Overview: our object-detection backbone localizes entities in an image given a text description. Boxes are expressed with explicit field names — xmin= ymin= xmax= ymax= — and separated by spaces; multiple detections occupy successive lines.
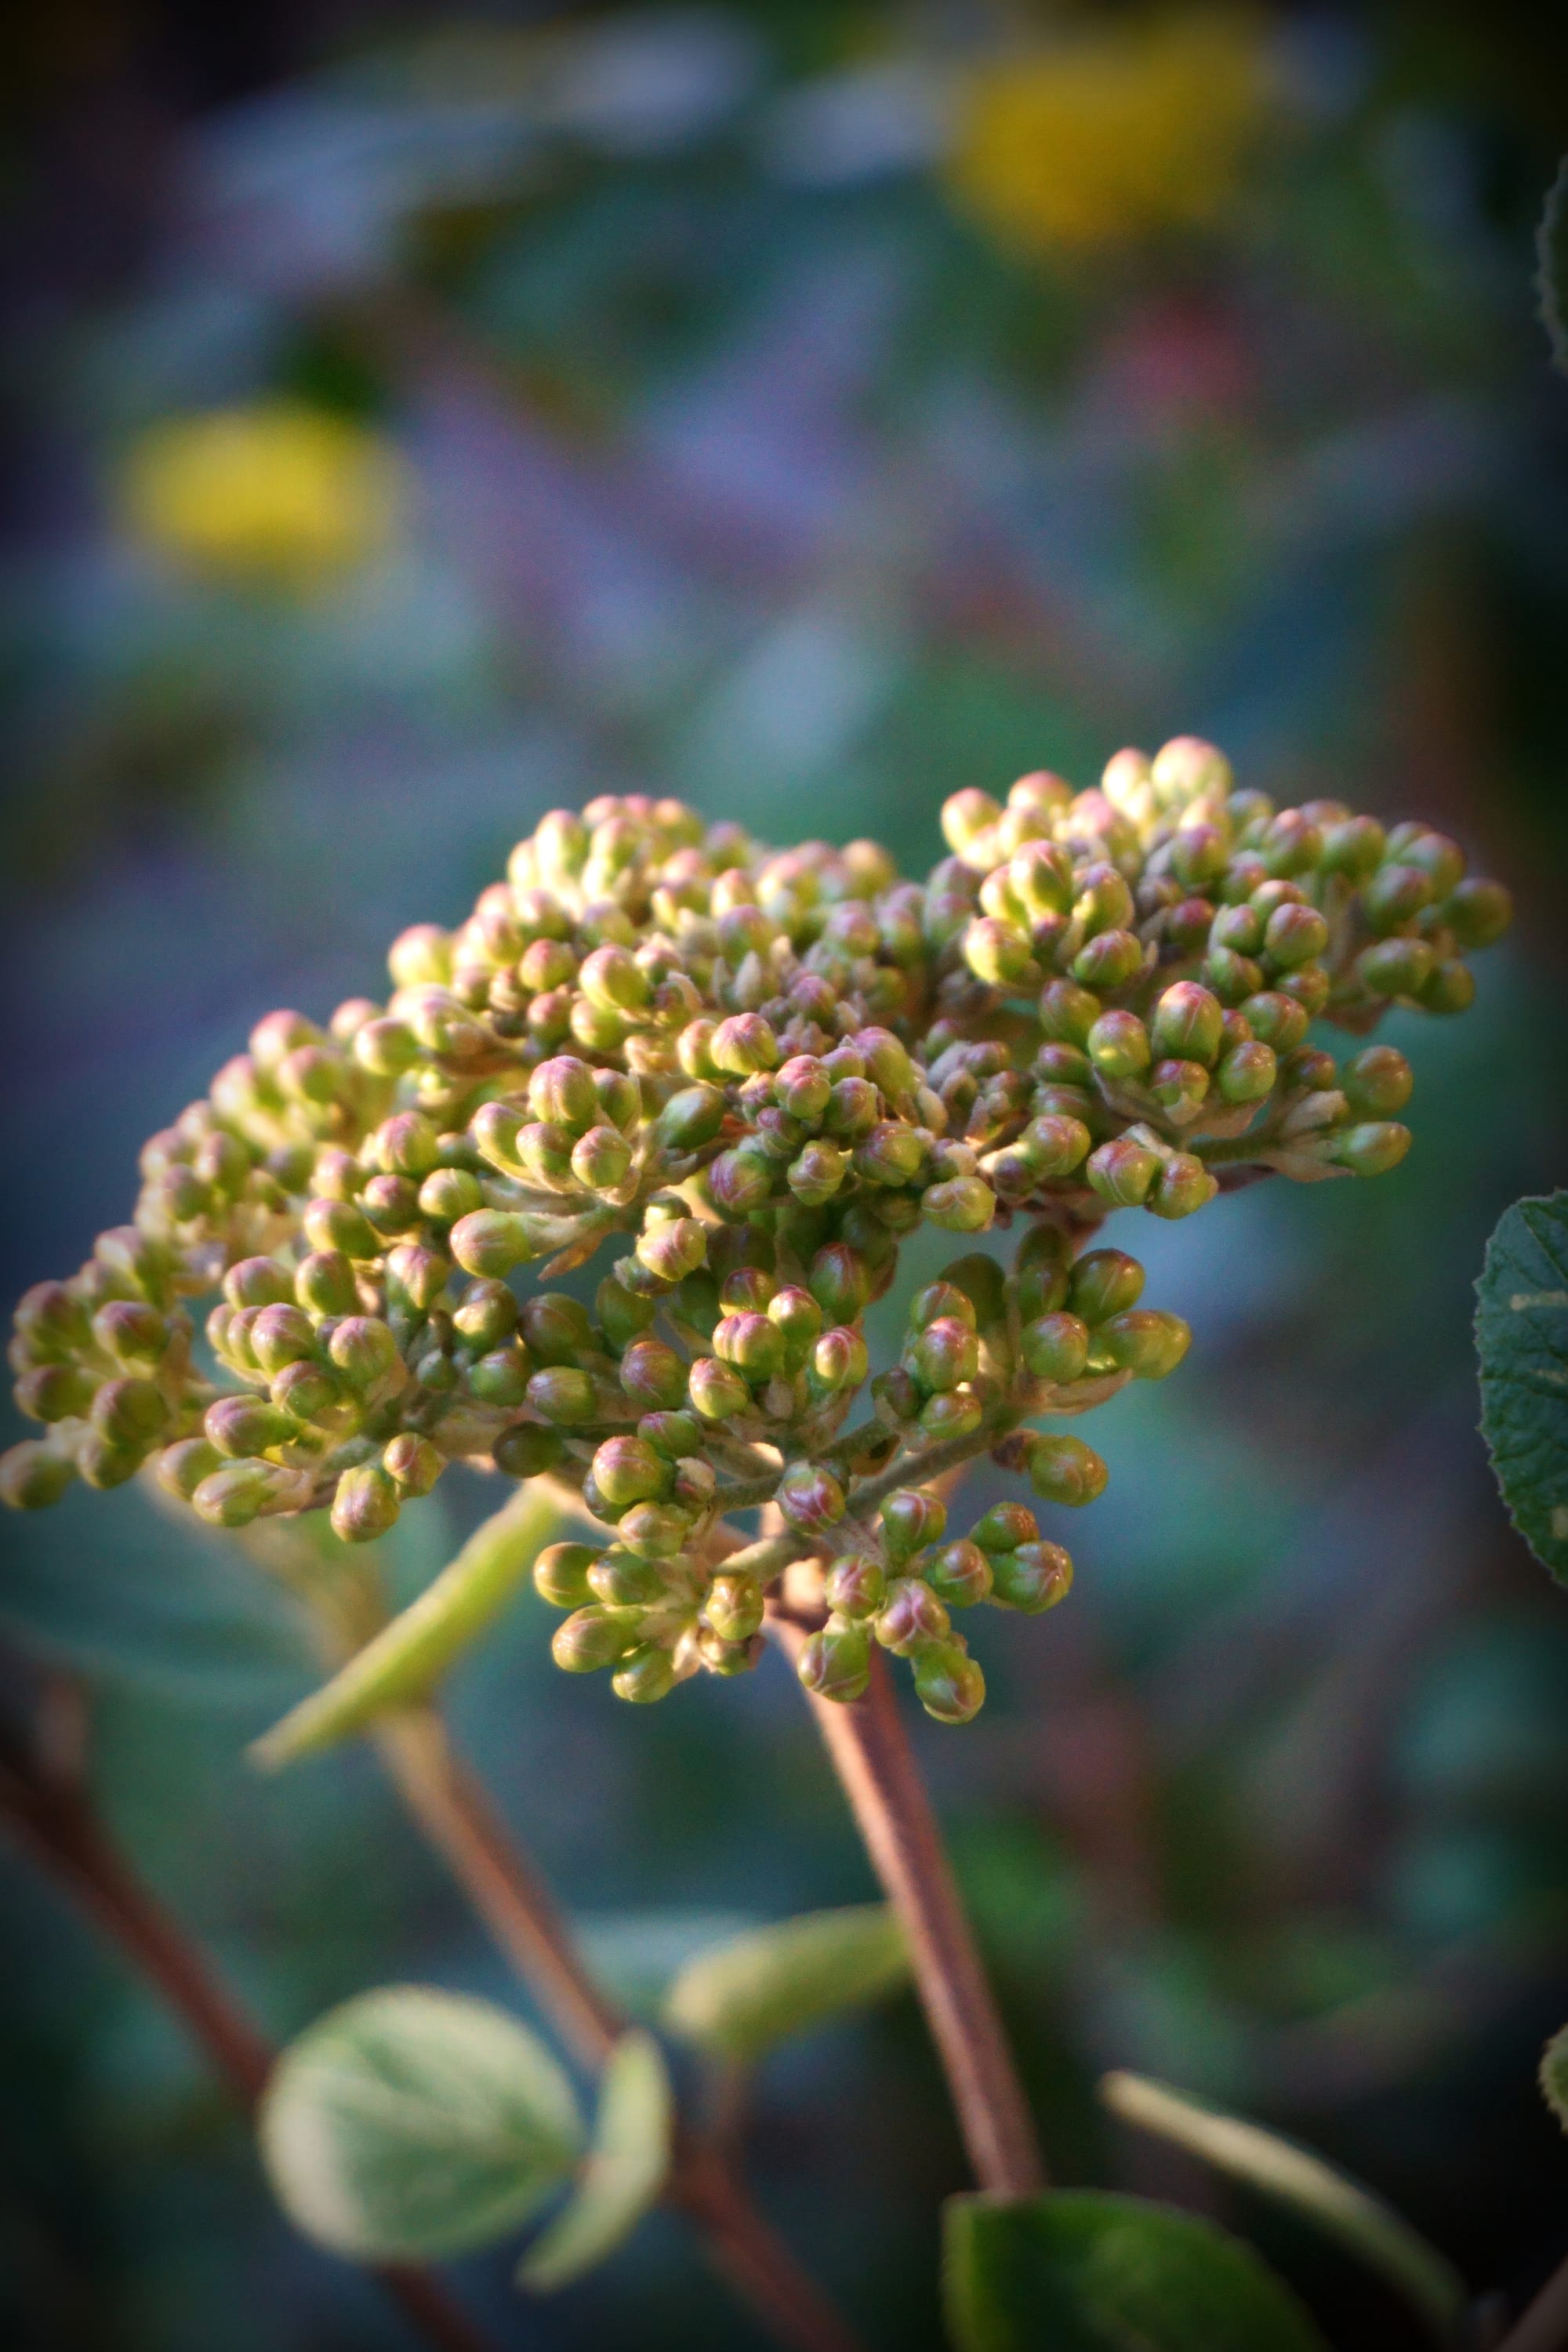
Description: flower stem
xmin=0 ymin=1674 xmax=497 ymax=2352
xmin=772 ymin=1626 xmax=1045 ymax=2198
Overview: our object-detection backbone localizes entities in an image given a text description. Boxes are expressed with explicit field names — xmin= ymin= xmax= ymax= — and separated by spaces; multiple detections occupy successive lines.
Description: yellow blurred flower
xmin=946 ymin=11 xmax=1271 ymax=256
xmin=119 ymin=403 xmax=408 ymax=587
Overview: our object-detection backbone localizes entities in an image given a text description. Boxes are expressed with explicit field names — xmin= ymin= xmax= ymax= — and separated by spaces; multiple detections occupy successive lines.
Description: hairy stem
xmin=372 ymin=1708 xmax=862 ymax=2352
xmin=771 ymin=1621 xmax=1045 ymax=2199
xmin=0 ymin=1694 xmax=497 ymax=2352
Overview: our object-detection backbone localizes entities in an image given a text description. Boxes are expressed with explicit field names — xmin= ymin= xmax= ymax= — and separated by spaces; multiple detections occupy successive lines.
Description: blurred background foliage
xmin=1 ymin=3 xmax=1566 ymax=2347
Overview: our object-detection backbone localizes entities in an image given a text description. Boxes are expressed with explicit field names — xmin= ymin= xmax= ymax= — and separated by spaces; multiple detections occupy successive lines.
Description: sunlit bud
xmin=612 ymin=1646 xmax=677 ymax=1705
xmin=1087 ymin=1011 xmax=1151 ymax=1081
xmin=586 ymin=1547 xmax=668 ymax=1608
xmin=526 ymin=1367 xmax=597 ymax=1425
xmin=1327 ymin=1121 xmax=1412 ymax=1177
xmin=942 ymin=787 xmax=1003 ymax=858
xmin=704 ymin=1571 xmax=764 ymax=1644
xmin=1443 ymin=877 xmax=1511 ymax=949
xmin=1072 ymin=928 xmax=1142 ymax=992
xmin=778 ymin=1461 xmax=847 ymax=1534
xmin=1086 ymin=1137 xmax=1160 ymax=1207
xmin=155 ymin=1437 xmax=223 ymax=1502
xmin=14 ymin=1282 xmax=92 ymax=1361
xmin=303 ymin=1197 xmax=379 ymax=1259
xmin=464 ymin=1346 xmax=531 ymax=1409
xmin=327 ymin=1316 xmax=401 ymax=1390
xmin=608 ymin=1340 xmax=680 ymax=1414
xmin=535 ymin=1543 xmax=599 ymax=1609
xmin=1150 ymin=1153 xmax=1217 ymax=1219
xmin=415 ymin=1168 xmax=482 ymax=1226
xmin=804 ymin=1327 xmax=864 ymax=1399
xmin=1149 ymin=1059 xmax=1210 ymax=1119
xmin=361 ymin=1175 xmax=421 ymax=1236
xmin=710 ymin=1014 xmax=780 ymax=1076
xmin=616 ymin=1502 xmax=688 ymax=1559
xmin=591 ymin=1436 xmax=673 ymax=1511
xmin=1152 ymin=982 xmax=1225 ymax=1066
xmin=925 ymin=1541 xmax=993 ymax=1607
xmin=1069 ymin=1249 xmax=1145 ymax=1325
xmin=565 ymin=1126 xmax=630 ymax=1195
xmin=223 ymin=1258 xmax=293 ymax=1311
xmin=1341 ymin=1045 xmax=1413 ymax=1117
xmin=1021 ymin=1312 xmax=1090 ymax=1385
xmin=597 ymin=1274 xmax=656 ymax=1350
xmin=385 ymin=1245 xmax=451 ymax=1312
xmin=1283 ymin=1047 xmax=1338 ymax=1092
xmin=913 ymin=1642 xmax=985 ymax=1725
xmin=329 ymin=1463 xmax=401 ymax=1543
xmin=851 ymin=1122 xmax=924 ymax=1190
xmin=912 ymin=1280 xmax=977 ymax=1332
xmin=1357 ymin=937 xmax=1435 ymax=999
xmin=554 ymin=1606 xmax=633 ymax=1674
xmin=91 ymin=1299 xmax=168 ymax=1373
xmin=205 ymin=1395 xmax=293 ymax=1457
xmin=352 ymin=1018 xmax=419 ymax=1077
xmin=991 ymin=1541 xmax=1073 ymax=1613
xmin=1029 ymin=1435 xmax=1109 ymax=1507
xmin=908 ymin=1317 xmax=980 ymax=1393
xmin=1261 ymin=902 xmax=1327 ymax=969
xmin=655 ymin=1084 xmax=726 ymax=1153
xmin=970 ymin=1502 xmax=1038 ymax=1555
xmin=1238 ymin=992 xmax=1308 ymax=1054
xmin=388 ymin=924 xmax=453 ymax=989
xmin=286 ymin=1251 xmax=354 ymax=1320
xmin=1363 ymin=863 xmax=1434 ymax=935
xmin=689 ymin=1356 xmax=750 ymax=1421
xmin=708 ymin=1147 xmax=775 ymax=1218
xmin=248 ymin=1304 xmax=316 ymax=1376
xmin=1009 ymin=838 xmax=1075 ymax=919
xmin=802 ymin=1245 xmax=863 ymax=1324
xmin=493 ymin=1422 xmax=565 ymax=1479
xmin=191 ymin=1461 xmax=289 ymax=1526
xmin=16 ymin=1363 xmax=96 ymax=1421
xmin=795 ymin=1622 xmax=870 ymax=1703
xmin=964 ymin=916 xmax=1040 ymax=991
xmin=768 ymin=1285 xmax=822 ymax=1367
xmin=922 ymin=1177 xmax=996 ymax=1232
xmin=372 ymin=1113 xmax=442 ymax=1181
xmin=1279 ymin=964 xmax=1330 ymax=1016
xmin=1214 ymin=1039 xmax=1276 ymax=1105
xmin=636 ymin=1217 xmax=708 ymax=1286
xmin=385 ymin=1435 xmax=442 ymax=1495
xmin=819 ymin=1554 xmax=884 ymax=1621
xmin=522 ymin=1057 xmax=594 ymax=1135
xmin=579 ymin=944 xmax=651 ymax=1014
xmin=271 ymin=1359 xmax=340 ymax=1424
xmin=630 ymin=1411 xmax=695 ymax=1465
xmin=450 ymin=1210 xmax=535 ymax=1279
xmin=1039 ymin=981 xmax=1102 ymax=1048
xmin=876 ymin=1577 xmax=951 ymax=1655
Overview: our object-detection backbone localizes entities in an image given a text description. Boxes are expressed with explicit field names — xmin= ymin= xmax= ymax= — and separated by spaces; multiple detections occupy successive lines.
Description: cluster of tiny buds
xmin=1 ymin=746 xmax=1508 ymax=1722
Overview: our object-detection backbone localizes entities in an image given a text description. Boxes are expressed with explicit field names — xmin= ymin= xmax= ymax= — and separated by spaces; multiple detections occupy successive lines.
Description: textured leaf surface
xmin=260 ymin=1986 xmax=581 ymax=2259
xmin=1101 ymin=2072 xmax=1463 ymax=2340
xmin=662 ymin=1903 xmax=909 ymax=2063
xmin=252 ymin=1488 xmax=562 ymax=1766
xmin=943 ymin=2190 xmax=1330 ymax=2352
xmin=1475 ymin=1192 xmax=1568 ymax=1583
xmin=518 ymin=2030 xmax=672 ymax=2291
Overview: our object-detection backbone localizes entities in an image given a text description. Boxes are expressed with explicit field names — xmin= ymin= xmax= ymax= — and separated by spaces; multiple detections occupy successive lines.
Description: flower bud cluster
xmin=1 ymin=759 xmax=1504 ymax=1721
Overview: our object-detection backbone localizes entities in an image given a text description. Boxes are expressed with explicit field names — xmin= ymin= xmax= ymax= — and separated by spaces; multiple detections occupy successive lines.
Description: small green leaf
xmin=518 ymin=2030 xmax=673 ymax=2292
xmin=662 ymin=1904 xmax=909 ymax=2064
xmin=252 ymin=1487 xmax=564 ymax=1766
xmin=1538 ymin=158 xmax=1568 ymax=375
xmin=259 ymin=1986 xmax=581 ymax=2260
xmin=942 ymin=2190 xmax=1330 ymax=2352
xmin=1475 ymin=1192 xmax=1568 ymax=1584
xmin=1100 ymin=2071 xmax=1465 ymax=2343
xmin=1541 ymin=2024 xmax=1568 ymax=2134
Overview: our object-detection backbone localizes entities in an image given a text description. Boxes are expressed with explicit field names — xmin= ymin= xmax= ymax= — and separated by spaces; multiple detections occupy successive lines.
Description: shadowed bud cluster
xmin=2 ymin=757 xmax=1506 ymax=1719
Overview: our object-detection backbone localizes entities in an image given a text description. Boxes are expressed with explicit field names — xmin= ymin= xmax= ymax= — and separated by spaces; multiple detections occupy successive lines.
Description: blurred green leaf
xmin=1537 ymin=158 xmax=1568 ymax=375
xmin=517 ymin=2030 xmax=672 ymax=2292
xmin=1100 ymin=2071 xmax=1464 ymax=2343
xmin=259 ymin=1985 xmax=580 ymax=2260
xmin=1541 ymin=2023 xmax=1568 ymax=2135
xmin=661 ymin=1904 xmax=909 ymax=2064
xmin=942 ymin=2190 xmax=1330 ymax=2352
xmin=251 ymin=1488 xmax=564 ymax=1767
xmin=1475 ymin=1192 xmax=1568 ymax=1582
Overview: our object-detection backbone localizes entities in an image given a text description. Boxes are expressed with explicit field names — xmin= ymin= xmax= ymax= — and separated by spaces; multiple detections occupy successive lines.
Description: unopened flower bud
xmin=612 ymin=1646 xmax=678 ymax=1705
xmin=908 ymin=1316 xmax=980 ymax=1394
xmin=1151 ymin=982 xmax=1224 ymax=1066
xmin=991 ymin=1541 xmax=1073 ymax=1613
xmin=451 ymin=1210 xmax=535 ymax=1279
xmin=16 ymin=1363 xmax=96 ymax=1421
xmin=591 ymin=1436 xmax=673 ymax=1511
xmin=1357 ymin=937 xmax=1435 ymax=1000
xmin=384 ymin=1434 xmax=442 ymax=1495
xmin=1216 ymin=1040 xmax=1276 ymax=1104
xmin=1086 ymin=1137 xmax=1160 ymax=1207
xmin=535 ymin=1543 xmax=598 ymax=1608
xmin=1342 ymin=1045 xmax=1413 ymax=1117
xmin=825 ymin=1554 xmax=887 ymax=1617
xmin=970 ymin=1501 xmax=1039 ymax=1554
xmin=249 ymin=1304 xmax=318 ymax=1375
xmin=689 ymin=1356 xmax=750 ymax=1421
xmin=597 ymin=1274 xmax=656 ymax=1350
xmin=706 ymin=1571 xmax=764 ymax=1642
xmin=881 ymin=1488 xmax=948 ymax=1562
xmin=636 ymin=1217 xmax=708 ymax=1287
xmin=553 ymin=1607 xmax=633 ymax=1673
xmin=797 ymin=1622 xmax=871 ymax=1703
xmin=191 ymin=1460 xmax=287 ymax=1526
xmin=224 ymin=1257 xmax=294 ymax=1310
xmin=1022 ymin=1312 xmax=1091 ymax=1385
xmin=1069 ymin=1249 xmax=1145 ymax=1324
xmin=1443 ymin=877 xmax=1511 ymax=949
xmin=1028 ymin=1434 xmax=1109 ymax=1507
xmin=877 ymin=1577 xmax=951 ymax=1655
xmin=1263 ymin=902 xmax=1329 ymax=968
xmin=327 ymin=1316 xmax=401 ymax=1390
xmin=1149 ymin=1059 xmax=1210 ymax=1119
xmin=1150 ymin=1154 xmax=1218 ymax=1219
xmin=809 ymin=1243 xmax=870 ymax=1323
xmin=1096 ymin=1308 xmax=1190 ymax=1379
xmin=925 ymin=1541 xmax=993 ymax=1607
xmin=853 ymin=1122 xmax=925 ymax=1189
xmin=154 ymin=1436 xmax=223 ymax=1501
xmin=303 ymin=1197 xmax=379 ymax=1260
xmin=913 ymin=1642 xmax=985 ymax=1725
xmin=272 ymin=1360 xmax=341 ymax=1424
xmin=1327 ymin=1121 xmax=1412 ymax=1178
xmin=922 ymin=1177 xmax=995 ymax=1232
xmin=493 ymin=1422 xmax=565 ymax=1478
xmin=655 ymin=1084 xmax=726 ymax=1152
xmin=0 ymin=1442 xmax=77 ymax=1508
xmin=1417 ymin=960 xmax=1475 ymax=1015
xmin=588 ymin=1548 xmax=669 ymax=1607
xmin=777 ymin=1461 xmax=846 ymax=1535
xmin=618 ymin=1502 xmax=691 ymax=1558
xmin=714 ymin=1310 xmax=785 ymax=1382
xmin=711 ymin=1014 xmax=780 ymax=1076
xmin=526 ymin=1367 xmax=597 ymax=1425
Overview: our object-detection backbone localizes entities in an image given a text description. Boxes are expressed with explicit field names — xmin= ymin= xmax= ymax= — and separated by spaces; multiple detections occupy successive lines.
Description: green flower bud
xmin=809 ymin=1243 xmax=869 ymax=1323
xmin=922 ymin=1177 xmax=995 ymax=1232
xmin=511 ymin=1123 xmax=575 ymax=1190
xmin=711 ymin=1014 xmax=781 ymax=1076
xmin=447 ymin=1280 xmax=514 ymax=1352
xmin=588 ymin=1548 xmax=670 ymax=1607
xmin=451 ymin=1210 xmax=535 ymax=1279
xmin=618 ymin=1502 xmax=691 ymax=1558
xmin=925 ymin=1540 xmax=993 ymax=1607
xmin=1020 ymin=1311 xmax=1090 ymax=1385
xmin=1417 ymin=959 xmax=1476 ymax=1015
xmin=908 ymin=1316 xmax=980 ymax=1394
xmin=764 ymin=1285 xmax=820 ymax=1370
xmin=978 ymin=1539 xmax=1065 ymax=1611
xmin=16 ymin=1363 xmax=96 ymax=1422
xmin=706 ymin=1571 xmax=764 ymax=1642
xmin=352 ymin=1017 xmax=420 ymax=1076
xmin=881 ymin=1488 xmax=947 ymax=1562
xmin=528 ymin=1056 xmax=600 ymax=1134
xmin=288 ymin=1251 xmax=355 ymax=1319
xmin=249 ymin=1304 xmax=318 ymax=1376
xmin=877 ymin=1577 xmax=951 ymax=1655
xmin=1072 ymin=928 xmax=1142 ymax=992
xmin=14 ymin=1281 xmax=92 ymax=1361
xmin=965 ymin=916 xmax=1040 ymax=990
xmin=535 ymin=1543 xmax=599 ymax=1608
xmin=493 ymin=1421 xmax=565 ymax=1478
xmin=612 ymin=1645 xmax=678 ymax=1705
xmin=272 ymin=1359 xmax=342 ymax=1424
xmin=372 ymin=1112 xmax=442 ymax=1181
xmin=385 ymin=1245 xmax=452 ymax=1313
xmin=1262 ymin=902 xmax=1329 ymax=968
xmin=1363 ymin=864 xmax=1434 ymax=935
xmin=1086 ymin=1137 xmax=1160 ymax=1207
xmin=303 ymin=1197 xmax=379 ymax=1260
xmin=1148 ymin=1153 xmax=1217 ymax=1219
xmin=918 ymin=1389 xmax=984 ymax=1439
xmin=612 ymin=1338 xmax=682 ymax=1413
xmin=1029 ymin=1434 xmax=1109 ymax=1507
xmin=797 ymin=1622 xmax=871 ymax=1703
xmin=1087 ymin=1011 xmax=1151 ymax=1080
xmin=579 ymin=943 xmax=651 ymax=1014
xmin=511 ymin=1296 xmax=588 ymax=1367
xmin=1215 ymin=1040 xmax=1277 ymax=1105
xmin=713 ymin=1310 xmax=785 ymax=1382
xmin=327 ymin=1316 xmax=400 ymax=1389
xmin=527 ymin=1367 xmax=597 ymax=1425
xmin=1343 ymin=1045 xmax=1413 ymax=1116
xmin=655 ymin=1084 xmax=726 ymax=1152
xmin=418 ymin=1167 xmax=485 ymax=1225
xmin=689 ymin=1356 xmax=750 ymax=1421
xmin=707 ymin=1147 xmax=775 ymax=1218
xmin=1443 ymin=877 xmax=1511 ymax=949
xmin=224 ymin=1257 xmax=294 ymax=1310
xmin=382 ymin=1434 xmax=441 ymax=1496
xmin=205 ymin=1395 xmax=295 ymax=1457
xmin=822 ymin=1076 xmax=880 ymax=1142
xmin=808 ymin=1327 xmax=868 ymax=1398
xmin=553 ymin=1606 xmax=634 ymax=1673
xmin=1 ymin=1441 xmax=77 ymax=1509
xmin=191 ymin=1460 xmax=287 ymax=1526
xmin=780 ymin=1138 xmax=843 ymax=1206
xmin=851 ymin=1121 xmax=924 ymax=1189
xmin=1203 ymin=946 xmax=1264 ymax=1006
xmin=1319 ymin=815 xmax=1385 ymax=878
xmin=1279 ymin=964 xmax=1330 ymax=1016
xmin=1069 ymin=1249 xmax=1145 ymax=1323
xmin=911 ymin=1280 xmax=976 ymax=1332
xmin=636 ymin=1217 xmax=708 ymax=1286
xmin=154 ymin=1436 xmax=223 ymax=1502
xmin=1356 ymin=937 xmax=1435 ymax=1000
xmin=1327 ymin=1121 xmax=1411 ymax=1177
xmin=913 ymin=1642 xmax=985 ymax=1725
xmin=570 ymin=1125 xmax=633 ymax=1193
xmin=591 ymin=1436 xmax=673 ymax=1510
xmin=597 ymin=1274 xmax=656 ymax=1350
xmin=1096 ymin=1308 xmax=1190 ymax=1379
xmin=824 ymin=1554 xmax=887 ymax=1617
xmin=1151 ymin=982 xmax=1224 ymax=1066
xmin=777 ymin=1461 xmax=847 ymax=1535
xmin=92 ymin=1299 xmax=169 ymax=1373
xmin=639 ymin=1409 xmax=702 ymax=1460
xmin=95 ymin=1226 xmax=175 ymax=1305
xmin=1036 ymin=982 xmax=1098 ymax=1048
xmin=970 ymin=1502 xmax=1038 ymax=1555
xmin=362 ymin=1178 xmax=421 ymax=1240
xmin=1149 ymin=1059 xmax=1210 ymax=1119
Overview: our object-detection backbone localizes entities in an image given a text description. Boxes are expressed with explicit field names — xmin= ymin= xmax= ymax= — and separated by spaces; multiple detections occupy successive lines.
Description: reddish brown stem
xmin=772 ymin=1624 xmax=1046 ymax=2201
xmin=1497 ymin=2255 xmax=1568 ymax=2352
xmin=0 ymin=1726 xmax=497 ymax=2352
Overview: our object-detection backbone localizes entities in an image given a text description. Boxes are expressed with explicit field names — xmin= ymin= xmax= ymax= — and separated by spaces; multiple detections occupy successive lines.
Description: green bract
xmin=1 ymin=752 xmax=1509 ymax=1723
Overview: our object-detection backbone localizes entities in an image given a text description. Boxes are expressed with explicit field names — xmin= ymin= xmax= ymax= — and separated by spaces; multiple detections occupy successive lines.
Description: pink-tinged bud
xmin=706 ymin=1571 xmax=764 ymax=1642
xmin=534 ymin=1543 xmax=599 ymax=1608
xmin=809 ymin=1243 xmax=869 ymax=1323
xmin=1072 ymin=928 xmax=1142 ymax=992
xmin=925 ymin=1541 xmax=993 ymax=1607
xmin=777 ymin=1461 xmax=846 ymax=1535
xmin=688 ymin=1356 xmax=750 ymax=1422
xmin=1086 ymin=1138 xmax=1160 ymax=1208
xmin=992 ymin=1541 xmax=1073 ymax=1613
xmin=1216 ymin=1040 xmax=1276 ymax=1105
xmin=824 ymin=1554 xmax=887 ymax=1618
xmin=636 ymin=1217 xmax=708 ymax=1287
xmin=224 ymin=1257 xmax=294 ymax=1310
xmin=272 ymin=1360 xmax=341 ymax=1424
xmin=922 ymin=1177 xmax=995 ymax=1232
xmin=809 ymin=1327 xmax=867 ymax=1396
xmin=451 ymin=1210 xmax=535 ymax=1279
xmin=1150 ymin=1155 xmax=1217 ymax=1220
xmin=591 ymin=1436 xmax=673 ymax=1510
xmin=15 ymin=1363 xmax=95 ymax=1422
xmin=776 ymin=1055 xmax=833 ymax=1124
xmin=328 ymin=1316 xmax=401 ymax=1388
xmin=526 ymin=1367 xmax=597 ymax=1425
xmin=1087 ymin=1011 xmax=1151 ymax=1081
xmin=913 ymin=1642 xmax=985 ymax=1724
xmin=303 ymin=1197 xmax=379 ymax=1259
xmin=154 ymin=1437 xmax=223 ymax=1503
xmin=579 ymin=943 xmax=651 ymax=1014
xmin=1443 ymin=876 xmax=1511 ymax=949
xmin=1096 ymin=1308 xmax=1189 ymax=1380
xmin=1021 ymin=1312 xmax=1090 ymax=1385
xmin=970 ymin=1502 xmax=1039 ymax=1554
xmin=797 ymin=1623 xmax=871 ymax=1703
xmin=553 ymin=1607 xmax=634 ymax=1674
xmin=1151 ymin=982 xmax=1224 ymax=1066
xmin=528 ymin=1056 xmax=601 ymax=1133
xmin=876 ymin=1577 xmax=951 ymax=1655
xmin=714 ymin=1310 xmax=785 ymax=1382
xmin=612 ymin=1646 xmax=678 ymax=1705
xmin=711 ymin=1014 xmax=781 ymax=1076
xmin=384 ymin=1434 xmax=442 ymax=1495
xmin=907 ymin=1316 xmax=979 ymax=1394
xmin=1028 ymin=1435 xmax=1109 ymax=1508
xmin=1343 ymin=1045 xmax=1413 ymax=1117
xmin=880 ymin=1489 xmax=948 ymax=1562
xmin=619 ymin=1339 xmax=688 ymax=1413
xmin=708 ymin=1147 xmax=775 ymax=1217
xmin=249 ymin=1304 xmax=317 ymax=1375
xmin=205 ymin=1395 xmax=295 ymax=1457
